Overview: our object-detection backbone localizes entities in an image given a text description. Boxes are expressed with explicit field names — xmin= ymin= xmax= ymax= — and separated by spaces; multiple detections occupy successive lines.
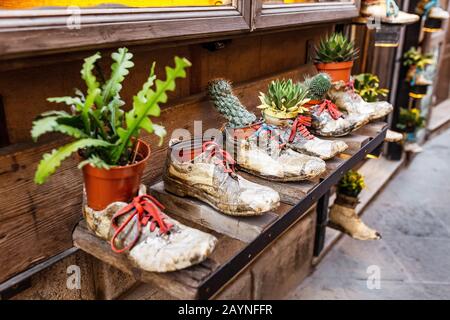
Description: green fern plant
xmin=258 ymin=79 xmax=310 ymax=117
xmin=353 ymin=73 xmax=389 ymax=103
xmin=32 ymin=48 xmax=191 ymax=184
xmin=315 ymin=32 xmax=359 ymax=64
xmin=303 ymin=73 xmax=332 ymax=100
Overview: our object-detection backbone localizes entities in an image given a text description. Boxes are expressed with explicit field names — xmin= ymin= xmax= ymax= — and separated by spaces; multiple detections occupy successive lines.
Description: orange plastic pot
xmin=315 ymin=61 xmax=354 ymax=82
xmin=82 ymin=139 xmax=150 ymax=211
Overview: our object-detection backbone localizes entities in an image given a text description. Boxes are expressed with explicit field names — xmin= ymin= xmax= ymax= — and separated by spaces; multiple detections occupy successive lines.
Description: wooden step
xmin=150 ymin=181 xmax=279 ymax=243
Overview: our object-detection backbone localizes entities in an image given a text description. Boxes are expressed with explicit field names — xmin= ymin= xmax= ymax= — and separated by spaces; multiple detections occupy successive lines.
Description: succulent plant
xmin=337 ymin=170 xmax=365 ymax=198
xmin=258 ymin=79 xmax=310 ymax=117
xmin=353 ymin=73 xmax=389 ymax=103
xmin=315 ymin=32 xmax=359 ymax=64
xmin=304 ymin=73 xmax=332 ymax=100
xmin=208 ymin=79 xmax=257 ymax=128
xmin=403 ymin=47 xmax=434 ymax=70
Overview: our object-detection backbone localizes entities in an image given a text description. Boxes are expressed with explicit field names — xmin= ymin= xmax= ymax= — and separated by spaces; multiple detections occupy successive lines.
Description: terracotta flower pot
xmin=315 ymin=61 xmax=354 ymax=83
xmin=82 ymin=139 xmax=151 ymax=210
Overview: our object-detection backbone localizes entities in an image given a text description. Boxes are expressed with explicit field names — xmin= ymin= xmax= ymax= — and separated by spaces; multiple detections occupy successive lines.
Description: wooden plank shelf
xmin=72 ymin=120 xmax=388 ymax=300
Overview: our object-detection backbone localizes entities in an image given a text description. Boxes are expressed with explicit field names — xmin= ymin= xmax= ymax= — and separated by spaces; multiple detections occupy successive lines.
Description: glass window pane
xmin=0 ymin=0 xmax=233 ymax=9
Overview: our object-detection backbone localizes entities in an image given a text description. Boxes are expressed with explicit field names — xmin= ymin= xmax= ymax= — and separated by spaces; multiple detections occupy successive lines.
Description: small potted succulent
xmin=353 ymin=73 xmax=389 ymax=103
xmin=403 ymin=47 xmax=434 ymax=97
xmin=257 ymin=79 xmax=310 ymax=126
xmin=303 ymin=73 xmax=332 ymax=107
xmin=32 ymin=48 xmax=191 ymax=210
xmin=314 ymin=32 xmax=359 ymax=83
xmin=397 ymin=107 xmax=425 ymax=141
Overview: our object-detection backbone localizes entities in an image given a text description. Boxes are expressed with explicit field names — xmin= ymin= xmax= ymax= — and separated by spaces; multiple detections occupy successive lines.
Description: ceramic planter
xmin=315 ymin=61 xmax=354 ymax=82
xmin=82 ymin=139 xmax=151 ymax=210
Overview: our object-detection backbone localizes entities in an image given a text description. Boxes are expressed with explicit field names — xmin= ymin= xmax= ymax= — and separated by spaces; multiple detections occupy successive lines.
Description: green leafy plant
xmin=258 ymin=79 xmax=310 ymax=116
xmin=315 ymin=32 xmax=359 ymax=64
xmin=397 ymin=107 xmax=425 ymax=132
xmin=337 ymin=170 xmax=365 ymax=198
xmin=208 ymin=79 xmax=257 ymax=128
xmin=353 ymin=73 xmax=389 ymax=103
xmin=303 ymin=73 xmax=332 ymax=100
xmin=403 ymin=47 xmax=434 ymax=70
xmin=32 ymin=48 xmax=191 ymax=184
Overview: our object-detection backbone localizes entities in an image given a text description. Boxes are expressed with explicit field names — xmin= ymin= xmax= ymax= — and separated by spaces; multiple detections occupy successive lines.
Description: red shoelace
xmin=202 ymin=141 xmax=236 ymax=173
xmin=317 ymin=99 xmax=343 ymax=120
xmin=288 ymin=115 xmax=315 ymax=142
xmin=110 ymin=195 xmax=174 ymax=254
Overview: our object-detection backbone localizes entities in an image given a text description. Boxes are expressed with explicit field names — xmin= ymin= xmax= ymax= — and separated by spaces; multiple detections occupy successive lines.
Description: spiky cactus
xmin=304 ymin=73 xmax=332 ymax=100
xmin=208 ymin=79 xmax=257 ymax=128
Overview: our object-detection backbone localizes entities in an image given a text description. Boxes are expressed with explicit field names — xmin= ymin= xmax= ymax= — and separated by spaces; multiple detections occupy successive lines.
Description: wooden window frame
xmin=251 ymin=0 xmax=360 ymax=30
xmin=0 ymin=1 xmax=251 ymax=59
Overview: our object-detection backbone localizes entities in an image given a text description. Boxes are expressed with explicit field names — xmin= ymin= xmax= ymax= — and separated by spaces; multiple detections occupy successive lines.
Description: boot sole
xmin=164 ymin=176 xmax=271 ymax=217
xmin=237 ymin=165 xmax=321 ymax=182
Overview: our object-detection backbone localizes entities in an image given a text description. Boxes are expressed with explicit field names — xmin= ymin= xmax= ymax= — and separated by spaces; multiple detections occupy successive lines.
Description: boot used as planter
xmin=164 ymin=138 xmax=280 ymax=216
xmin=329 ymin=171 xmax=381 ymax=241
xmin=310 ymin=99 xmax=370 ymax=137
xmin=329 ymin=80 xmax=393 ymax=122
xmin=84 ymin=185 xmax=217 ymax=272
xmin=417 ymin=0 xmax=450 ymax=32
xmin=31 ymin=49 xmax=191 ymax=211
xmin=225 ymin=124 xmax=326 ymax=181
xmin=361 ymin=0 xmax=420 ymax=25
xmin=314 ymin=33 xmax=359 ymax=83
xmin=280 ymin=115 xmax=349 ymax=160
xmin=329 ymin=193 xmax=382 ymax=241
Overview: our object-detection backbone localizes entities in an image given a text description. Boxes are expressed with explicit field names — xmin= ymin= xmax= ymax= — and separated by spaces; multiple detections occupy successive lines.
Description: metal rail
xmin=198 ymin=124 xmax=388 ymax=299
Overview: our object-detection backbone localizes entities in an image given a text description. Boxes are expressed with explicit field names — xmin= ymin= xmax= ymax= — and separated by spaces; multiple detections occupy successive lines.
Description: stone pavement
xmin=287 ymin=129 xmax=450 ymax=300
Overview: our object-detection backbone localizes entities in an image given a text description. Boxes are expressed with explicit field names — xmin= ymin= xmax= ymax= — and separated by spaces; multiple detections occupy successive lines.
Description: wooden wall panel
xmin=0 ymin=28 xmax=328 ymax=283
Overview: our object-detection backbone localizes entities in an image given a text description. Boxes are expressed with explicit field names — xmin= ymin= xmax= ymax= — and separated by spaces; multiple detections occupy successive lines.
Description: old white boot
xmin=329 ymin=81 xmax=393 ymax=121
xmin=164 ymin=139 xmax=280 ymax=216
xmin=328 ymin=194 xmax=381 ymax=240
xmin=310 ymin=100 xmax=370 ymax=137
xmin=226 ymin=124 xmax=326 ymax=181
xmin=281 ymin=115 xmax=348 ymax=160
xmin=361 ymin=0 xmax=420 ymax=24
xmin=83 ymin=185 xmax=217 ymax=272
xmin=385 ymin=129 xmax=403 ymax=142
